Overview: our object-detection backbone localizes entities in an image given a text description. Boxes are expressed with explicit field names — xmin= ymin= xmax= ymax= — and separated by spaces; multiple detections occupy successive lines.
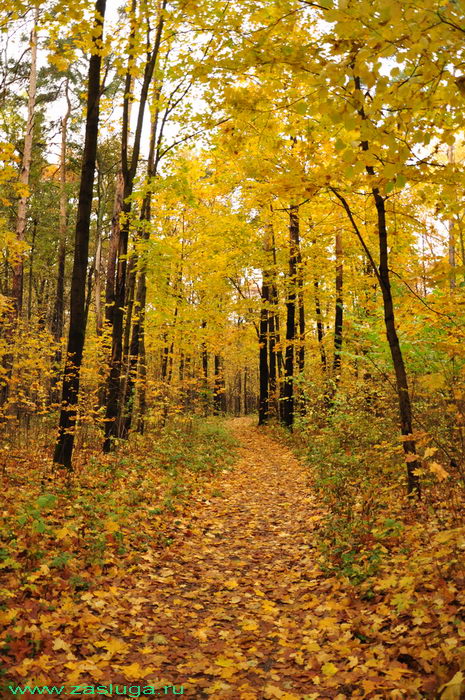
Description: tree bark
xmin=51 ymin=81 xmax=71 ymax=345
xmin=266 ymin=222 xmax=281 ymax=418
xmin=12 ymin=8 xmax=38 ymax=316
xmin=281 ymin=205 xmax=299 ymax=429
xmin=103 ymin=0 xmax=166 ymax=451
xmin=332 ymin=182 xmax=421 ymax=496
xmin=53 ymin=0 xmax=106 ymax=469
xmin=27 ymin=219 xmax=37 ymax=321
xmin=448 ymin=145 xmax=456 ymax=290
xmin=373 ymin=189 xmax=421 ymax=496
xmin=213 ymin=354 xmax=226 ymax=415
xmin=258 ymin=278 xmax=269 ymax=425
xmin=314 ymin=278 xmax=327 ymax=372
xmin=201 ymin=319 xmax=209 ymax=415
xmin=105 ymin=169 xmax=124 ymax=328
xmin=121 ymin=96 xmax=161 ymax=435
xmin=332 ymin=229 xmax=343 ymax=380
xmin=338 ymin=72 xmax=421 ymax=496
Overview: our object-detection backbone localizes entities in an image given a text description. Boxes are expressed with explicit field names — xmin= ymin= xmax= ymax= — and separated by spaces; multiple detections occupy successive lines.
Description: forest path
xmin=127 ymin=416 xmax=331 ymax=699
xmin=30 ymin=418 xmax=440 ymax=699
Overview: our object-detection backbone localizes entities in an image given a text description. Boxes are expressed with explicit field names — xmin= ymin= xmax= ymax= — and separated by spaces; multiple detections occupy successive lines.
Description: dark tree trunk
xmin=52 ymin=242 xmax=66 ymax=344
xmin=161 ymin=332 xmax=169 ymax=381
xmin=281 ymin=205 xmax=299 ymax=429
xmin=268 ymin=310 xmax=277 ymax=412
xmin=94 ymin=222 xmax=103 ymax=335
xmin=118 ymin=252 xmax=137 ymax=436
xmin=130 ymin=264 xmax=149 ymax=434
xmin=331 ymin=72 xmax=421 ymax=496
xmin=213 ymin=355 xmax=226 ymax=415
xmin=51 ymin=82 xmax=71 ymax=345
xmin=136 ymin=331 xmax=147 ymax=434
xmin=27 ymin=219 xmax=37 ymax=322
xmin=236 ymin=370 xmax=241 ymax=415
xmin=295 ymin=216 xmax=305 ymax=412
xmin=258 ymin=279 xmax=269 ymax=425
xmin=266 ymin=224 xmax=281 ymax=418
xmin=105 ymin=169 xmax=124 ymax=328
xmin=122 ymin=102 xmax=160 ymax=436
xmin=373 ymin=189 xmax=421 ymax=496
xmin=298 ymin=286 xmax=305 ymax=375
xmin=103 ymin=1 xmax=166 ymax=451
xmin=53 ymin=0 xmax=106 ymax=469
xmin=332 ymin=149 xmax=421 ymax=494
xmin=332 ymin=230 xmax=343 ymax=378
xmin=201 ymin=319 xmax=209 ymax=415
xmin=314 ymin=279 xmax=327 ymax=372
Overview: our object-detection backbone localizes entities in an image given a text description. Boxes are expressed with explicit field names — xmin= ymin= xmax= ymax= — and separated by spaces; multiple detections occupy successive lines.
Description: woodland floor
xmin=2 ymin=418 xmax=464 ymax=699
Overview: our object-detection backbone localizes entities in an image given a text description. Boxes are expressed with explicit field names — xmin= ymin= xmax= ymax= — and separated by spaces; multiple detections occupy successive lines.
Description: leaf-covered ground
xmin=2 ymin=418 xmax=465 ymax=698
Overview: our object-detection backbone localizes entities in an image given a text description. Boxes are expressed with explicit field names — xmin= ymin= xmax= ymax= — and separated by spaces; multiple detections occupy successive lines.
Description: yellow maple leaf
xmin=321 ymin=662 xmax=338 ymax=677
xmin=385 ymin=667 xmax=413 ymax=680
xmin=52 ymin=638 xmax=71 ymax=652
xmin=0 ymin=609 xmax=19 ymax=624
xmin=224 ymin=579 xmax=238 ymax=589
xmin=215 ymin=656 xmax=235 ymax=667
xmin=55 ymin=526 xmax=73 ymax=540
xmin=96 ymin=638 xmax=129 ymax=655
xmin=242 ymin=620 xmax=259 ymax=631
xmin=220 ymin=665 xmax=238 ymax=680
xmin=424 ymin=446 xmax=438 ymax=458
xmin=429 ymin=461 xmax=449 ymax=481
xmin=195 ymin=628 xmax=209 ymax=642
xmin=120 ymin=662 xmax=153 ymax=680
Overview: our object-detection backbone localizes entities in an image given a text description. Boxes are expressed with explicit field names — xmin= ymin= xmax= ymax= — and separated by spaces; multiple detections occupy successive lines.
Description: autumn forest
xmin=1 ymin=0 xmax=465 ymax=697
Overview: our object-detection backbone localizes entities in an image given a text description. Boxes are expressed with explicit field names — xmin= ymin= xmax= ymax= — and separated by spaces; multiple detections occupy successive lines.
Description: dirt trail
xmin=118 ymin=418 xmax=339 ymax=699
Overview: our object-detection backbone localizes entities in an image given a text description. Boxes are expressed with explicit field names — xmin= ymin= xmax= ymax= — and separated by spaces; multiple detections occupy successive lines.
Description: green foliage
xmin=303 ymin=401 xmax=403 ymax=583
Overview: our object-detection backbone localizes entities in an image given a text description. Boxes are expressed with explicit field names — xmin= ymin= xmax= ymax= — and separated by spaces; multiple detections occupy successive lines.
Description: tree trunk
xmin=12 ymin=9 xmax=38 ymax=316
xmin=347 ymin=73 xmax=421 ymax=495
xmin=213 ymin=355 xmax=226 ymax=415
xmin=201 ymin=319 xmax=209 ymax=415
xmin=266 ymin=222 xmax=281 ymax=418
xmin=105 ymin=169 xmax=124 ymax=328
xmin=314 ymin=279 xmax=327 ymax=372
xmin=448 ymin=145 xmax=456 ymax=290
xmin=103 ymin=0 xmax=166 ymax=451
xmin=373 ymin=189 xmax=421 ymax=496
xmin=258 ymin=278 xmax=269 ymax=425
xmin=27 ymin=219 xmax=37 ymax=321
xmin=94 ymin=225 xmax=103 ymax=335
xmin=332 ymin=229 xmax=343 ymax=380
xmin=121 ymin=101 xmax=160 ymax=435
xmin=51 ymin=80 xmax=71 ymax=345
xmin=281 ymin=205 xmax=299 ymax=429
xmin=53 ymin=0 xmax=106 ymax=469
xmin=295 ymin=216 xmax=305 ymax=412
